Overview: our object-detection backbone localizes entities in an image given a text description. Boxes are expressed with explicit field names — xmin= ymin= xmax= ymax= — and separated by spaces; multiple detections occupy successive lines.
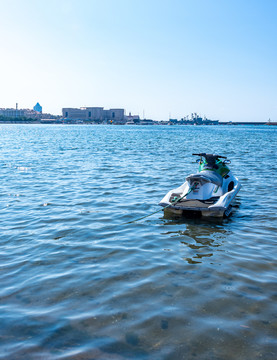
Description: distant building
xmin=0 ymin=104 xmax=51 ymax=120
xmin=62 ymin=107 xmax=125 ymax=123
xmin=33 ymin=102 xmax=42 ymax=113
xmin=62 ymin=107 xmax=104 ymax=121
xmin=0 ymin=108 xmax=25 ymax=117
xmin=125 ymin=112 xmax=140 ymax=124
xmin=104 ymin=109 xmax=125 ymax=122
xmin=0 ymin=107 xmax=39 ymax=118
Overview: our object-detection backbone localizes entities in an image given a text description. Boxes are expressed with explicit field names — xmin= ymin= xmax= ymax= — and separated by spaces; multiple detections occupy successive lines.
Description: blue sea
xmin=0 ymin=124 xmax=276 ymax=359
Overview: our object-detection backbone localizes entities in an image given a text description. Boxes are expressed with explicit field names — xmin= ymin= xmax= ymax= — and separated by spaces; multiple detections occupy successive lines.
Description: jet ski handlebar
xmin=192 ymin=153 xmax=227 ymax=160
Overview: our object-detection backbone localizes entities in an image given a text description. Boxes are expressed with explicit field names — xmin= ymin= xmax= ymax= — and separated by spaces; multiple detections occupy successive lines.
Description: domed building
xmin=33 ymin=102 xmax=42 ymax=113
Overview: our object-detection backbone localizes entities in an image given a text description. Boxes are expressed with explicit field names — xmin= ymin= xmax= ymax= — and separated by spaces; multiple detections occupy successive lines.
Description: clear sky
xmin=1 ymin=0 xmax=276 ymax=121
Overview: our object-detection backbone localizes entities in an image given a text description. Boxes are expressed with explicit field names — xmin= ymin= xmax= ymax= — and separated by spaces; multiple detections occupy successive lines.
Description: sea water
xmin=0 ymin=124 xmax=276 ymax=359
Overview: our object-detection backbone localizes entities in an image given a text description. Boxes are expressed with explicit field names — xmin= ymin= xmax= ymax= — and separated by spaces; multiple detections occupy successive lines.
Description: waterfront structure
xmin=62 ymin=107 xmax=125 ymax=123
xmin=0 ymin=108 xmax=25 ymax=117
xmin=125 ymin=112 xmax=140 ymax=124
xmin=0 ymin=107 xmax=38 ymax=118
xmin=2 ymin=104 xmax=271 ymax=125
xmin=105 ymin=109 xmax=125 ymax=123
xmin=140 ymin=119 xmax=155 ymax=125
xmin=0 ymin=104 xmax=55 ymax=121
xmin=179 ymin=113 xmax=219 ymax=125
xmin=33 ymin=102 xmax=42 ymax=113
xmin=62 ymin=107 xmax=103 ymax=121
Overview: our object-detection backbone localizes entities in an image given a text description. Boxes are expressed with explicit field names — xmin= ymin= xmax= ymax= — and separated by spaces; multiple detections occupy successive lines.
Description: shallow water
xmin=0 ymin=124 xmax=276 ymax=359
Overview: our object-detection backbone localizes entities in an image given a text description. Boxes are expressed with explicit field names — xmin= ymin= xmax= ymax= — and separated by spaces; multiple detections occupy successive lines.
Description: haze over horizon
xmin=1 ymin=0 xmax=276 ymax=122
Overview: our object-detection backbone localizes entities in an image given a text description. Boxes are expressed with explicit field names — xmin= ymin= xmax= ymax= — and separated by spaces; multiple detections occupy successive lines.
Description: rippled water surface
xmin=0 ymin=124 xmax=276 ymax=359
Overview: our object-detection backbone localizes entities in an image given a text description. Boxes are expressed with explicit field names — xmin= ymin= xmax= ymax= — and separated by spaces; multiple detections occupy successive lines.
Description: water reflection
xmin=161 ymin=215 xmax=232 ymax=264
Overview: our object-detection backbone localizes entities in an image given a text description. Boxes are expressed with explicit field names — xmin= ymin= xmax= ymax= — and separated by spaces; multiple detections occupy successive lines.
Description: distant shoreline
xmin=0 ymin=120 xmax=275 ymax=126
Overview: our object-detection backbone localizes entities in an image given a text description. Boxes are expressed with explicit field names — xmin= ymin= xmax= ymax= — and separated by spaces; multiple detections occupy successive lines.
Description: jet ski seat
xmin=186 ymin=170 xmax=223 ymax=187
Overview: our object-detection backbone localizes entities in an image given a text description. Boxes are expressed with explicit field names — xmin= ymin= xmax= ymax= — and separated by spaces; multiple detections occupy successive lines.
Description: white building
xmin=0 ymin=107 xmax=39 ymax=118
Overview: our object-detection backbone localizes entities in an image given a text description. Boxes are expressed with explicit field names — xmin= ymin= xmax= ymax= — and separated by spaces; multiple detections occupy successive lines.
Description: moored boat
xmin=159 ymin=153 xmax=241 ymax=218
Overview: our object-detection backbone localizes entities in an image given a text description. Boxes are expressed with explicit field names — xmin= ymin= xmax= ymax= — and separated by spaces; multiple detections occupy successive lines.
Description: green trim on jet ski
xmin=199 ymin=158 xmax=230 ymax=177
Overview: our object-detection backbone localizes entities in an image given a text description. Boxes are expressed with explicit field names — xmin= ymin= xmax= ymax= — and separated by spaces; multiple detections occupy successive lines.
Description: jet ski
xmin=159 ymin=153 xmax=241 ymax=218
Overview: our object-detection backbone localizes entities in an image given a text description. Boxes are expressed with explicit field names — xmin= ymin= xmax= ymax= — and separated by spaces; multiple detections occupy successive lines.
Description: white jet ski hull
xmin=159 ymin=174 xmax=241 ymax=218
